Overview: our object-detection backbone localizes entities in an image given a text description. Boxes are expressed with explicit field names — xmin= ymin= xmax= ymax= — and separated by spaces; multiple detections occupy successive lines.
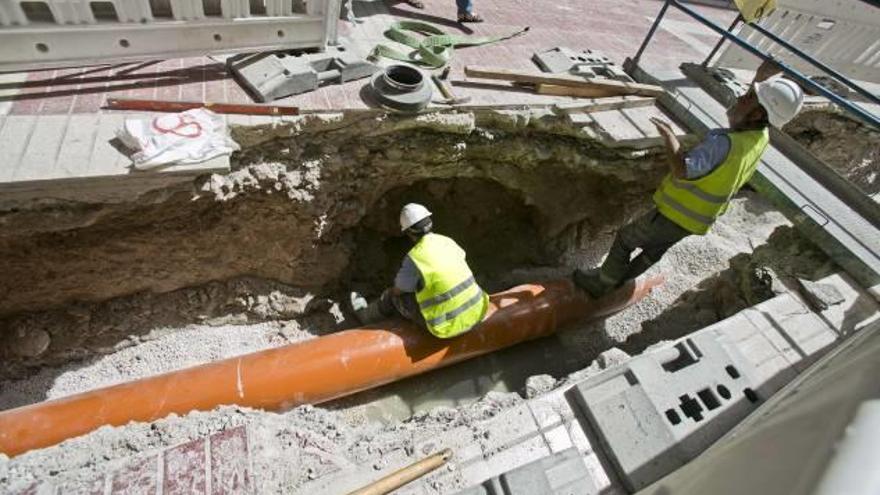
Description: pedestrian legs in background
xmin=456 ymin=0 xmax=483 ymax=22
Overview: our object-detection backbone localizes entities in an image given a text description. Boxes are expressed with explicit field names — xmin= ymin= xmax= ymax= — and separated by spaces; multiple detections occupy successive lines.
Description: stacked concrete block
xmin=570 ymin=330 xmax=762 ymax=492
xmin=564 ymin=273 xmax=875 ymax=492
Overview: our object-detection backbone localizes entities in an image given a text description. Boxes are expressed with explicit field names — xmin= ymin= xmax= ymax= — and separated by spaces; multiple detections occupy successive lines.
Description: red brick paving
xmin=210 ymin=426 xmax=250 ymax=495
xmin=164 ymin=437 xmax=207 ymax=495
xmin=58 ymin=477 xmax=106 ymax=495
xmin=110 ymin=454 xmax=159 ymax=495
xmin=0 ymin=0 xmax=734 ymax=113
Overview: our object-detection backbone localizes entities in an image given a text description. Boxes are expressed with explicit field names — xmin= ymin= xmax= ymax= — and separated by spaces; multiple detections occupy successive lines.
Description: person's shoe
xmin=404 ymin=0 xmax=425 ymax=8
xmin=458 ymin=12 xmax=484 ymax=22
xmin=572 ymin=268 xmax=614 ymax=299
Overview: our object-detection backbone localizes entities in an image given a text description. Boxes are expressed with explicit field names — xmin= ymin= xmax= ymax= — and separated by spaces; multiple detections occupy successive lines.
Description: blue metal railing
xmin=632 ymin=0 xmax=880 ymax=129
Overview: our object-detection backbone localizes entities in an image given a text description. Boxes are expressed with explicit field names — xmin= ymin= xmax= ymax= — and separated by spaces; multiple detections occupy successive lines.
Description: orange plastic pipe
xmin=0 ymin=276 xmax=662 ymax=457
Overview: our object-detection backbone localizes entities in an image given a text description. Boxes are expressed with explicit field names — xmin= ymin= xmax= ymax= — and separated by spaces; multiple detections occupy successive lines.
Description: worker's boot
xmin=349 ymin=292 xmax=387 ymax=325
xmin=572 ymin=268 xmax=616 ymax=299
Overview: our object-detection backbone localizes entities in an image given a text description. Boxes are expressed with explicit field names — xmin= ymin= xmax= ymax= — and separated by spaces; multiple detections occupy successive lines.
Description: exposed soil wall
xmin=785 ymin=109 xmax=880 ymax=198
xmin=0 ymin=109 xmax=667 ymax=378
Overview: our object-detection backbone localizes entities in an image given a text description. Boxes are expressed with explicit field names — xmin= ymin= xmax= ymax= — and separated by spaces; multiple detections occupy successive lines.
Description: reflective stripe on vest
xmin=653 ymin=129 xmax=769 ymax=235
xmin=407 ymin=233 xmax=489 ymax=338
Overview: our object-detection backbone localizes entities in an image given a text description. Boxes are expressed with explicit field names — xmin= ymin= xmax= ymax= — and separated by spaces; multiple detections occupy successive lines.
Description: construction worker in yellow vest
xmin=350 ymin=203 xmax=490 ymax=338
xmin=574 ymin=60 xmax=804 ymax=299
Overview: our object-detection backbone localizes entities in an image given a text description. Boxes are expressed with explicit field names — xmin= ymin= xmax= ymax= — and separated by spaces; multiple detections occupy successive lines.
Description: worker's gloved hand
xmin=349 ymin=291 xmax=369 ymax=312
xmin=349 ymin=292 xmax=388 ymax=325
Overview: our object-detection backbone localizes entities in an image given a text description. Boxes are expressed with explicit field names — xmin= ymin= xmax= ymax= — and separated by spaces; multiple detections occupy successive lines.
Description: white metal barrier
xmin=0 ymin=0 xmax=341 ymax=70
xmin=714 ymin=0 xmax=880 ymax=83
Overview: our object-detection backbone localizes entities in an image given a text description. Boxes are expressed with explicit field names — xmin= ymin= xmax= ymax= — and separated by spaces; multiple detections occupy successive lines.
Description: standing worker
xmin=574 ymin=61 xmax=804 ymax=298
xmin=350 ymin=203 xmax=490 ymax=338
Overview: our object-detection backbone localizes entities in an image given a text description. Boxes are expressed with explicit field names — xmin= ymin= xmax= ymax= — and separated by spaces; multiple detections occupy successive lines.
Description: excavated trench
xmin=0 ymin=110 xmax=664 ymax=383
xmin=346 ymin=177 xmax=549 ymax=297
xmin=0 ymin=108 xmax=849 ymax=495
xmin=0 ymin=108 xmax=836 ymax=425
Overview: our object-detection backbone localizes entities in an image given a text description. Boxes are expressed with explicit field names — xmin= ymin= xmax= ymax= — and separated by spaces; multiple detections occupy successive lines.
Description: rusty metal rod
xmin=104 ymin=98 xmax=300 ymax=116
xmin=0 ymin=277 xmax=662 ymax=457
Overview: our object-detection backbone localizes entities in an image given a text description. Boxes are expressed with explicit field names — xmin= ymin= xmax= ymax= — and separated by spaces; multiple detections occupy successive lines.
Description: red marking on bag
xmin=152 ymin=115 xmax=203 ymax=138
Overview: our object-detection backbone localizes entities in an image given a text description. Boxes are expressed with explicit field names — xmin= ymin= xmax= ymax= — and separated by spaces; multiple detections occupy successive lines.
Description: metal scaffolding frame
xmin=631 ymin=0 xmax=880 ymax=129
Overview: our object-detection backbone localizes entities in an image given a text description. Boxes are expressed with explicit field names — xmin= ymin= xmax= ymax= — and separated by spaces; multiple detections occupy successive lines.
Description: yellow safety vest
xmin=407 ymin=233 xmax=489 ymax=338
xmin=654 ymin=128 xmax=769 ymax=235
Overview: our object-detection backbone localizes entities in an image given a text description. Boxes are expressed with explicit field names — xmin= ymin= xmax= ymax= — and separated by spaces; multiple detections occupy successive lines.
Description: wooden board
xmin=536 ymin=84 xmax=619 ymax=98
xmin=464 ymin=66 xmax=665 ymax=97
xmin=553 ymin=96 xmax=656 ymax=113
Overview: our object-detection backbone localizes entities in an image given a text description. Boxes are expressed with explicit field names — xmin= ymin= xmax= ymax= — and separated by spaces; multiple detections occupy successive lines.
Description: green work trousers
xmin=599 ymin=208 xmax=692 ymax=285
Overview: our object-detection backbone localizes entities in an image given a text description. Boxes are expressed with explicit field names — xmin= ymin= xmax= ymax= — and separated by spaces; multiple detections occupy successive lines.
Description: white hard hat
xmin=755 ymin=77 xmax=804 ymax=128
xmin=400 ymin=203 xmax=431 ymax=232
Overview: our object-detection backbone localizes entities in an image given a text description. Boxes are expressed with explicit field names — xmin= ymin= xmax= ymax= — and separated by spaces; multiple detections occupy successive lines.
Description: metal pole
xmin=669 ymin=0 xmax=879 ymax=129
xmin=702 ymin=14 xmax=742 ymax=67
xmin=745 ymin=21 xmax=880 ymax=106
xmin=632 ymin=0 xmax=670 ymax=67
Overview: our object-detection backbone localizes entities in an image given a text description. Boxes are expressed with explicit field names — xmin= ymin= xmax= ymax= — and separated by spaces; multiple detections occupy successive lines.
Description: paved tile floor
xmin=0 ymin=0 xmax=736 ymax=115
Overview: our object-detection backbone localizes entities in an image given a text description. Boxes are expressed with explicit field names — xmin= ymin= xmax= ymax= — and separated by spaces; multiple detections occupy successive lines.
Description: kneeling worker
xmin=574 ymin=60 xmax=804 ymax=298
xmin=350 ymin=203 xmax=490 ymax=338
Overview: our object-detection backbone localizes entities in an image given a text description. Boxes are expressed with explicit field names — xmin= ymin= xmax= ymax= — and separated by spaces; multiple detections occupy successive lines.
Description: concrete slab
xmin=0 ymin=115 xmax=36 ymax=182
xmin=566 ymin=275 xmax=878 ymax=492
xmin=570 ymin=330 xmax=760 ymax=492
xmin=13 ymin=115 xmax=70 ymax=182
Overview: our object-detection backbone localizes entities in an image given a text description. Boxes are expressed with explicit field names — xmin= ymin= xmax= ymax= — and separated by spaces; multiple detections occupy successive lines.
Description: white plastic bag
xmin=117 ymin=108 xmax=240 ymax=170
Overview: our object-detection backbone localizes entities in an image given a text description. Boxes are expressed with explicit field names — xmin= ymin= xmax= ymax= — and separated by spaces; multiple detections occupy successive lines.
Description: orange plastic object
xmin=0 ymin=276 xmax=662 ymax=457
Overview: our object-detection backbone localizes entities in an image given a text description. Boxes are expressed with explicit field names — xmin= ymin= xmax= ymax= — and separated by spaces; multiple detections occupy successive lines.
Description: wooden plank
xmin=535 ymin=84 xmax=618 ymax=98
xmin=464 ymin=66 xmax=666 ymax=96
xmin=553 ymin=96 xmax=656 ymax=113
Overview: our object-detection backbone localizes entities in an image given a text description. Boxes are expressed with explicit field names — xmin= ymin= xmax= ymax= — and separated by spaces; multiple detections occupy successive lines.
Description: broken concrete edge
xmin=0 ymin=105 xmax=667 ymax=214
